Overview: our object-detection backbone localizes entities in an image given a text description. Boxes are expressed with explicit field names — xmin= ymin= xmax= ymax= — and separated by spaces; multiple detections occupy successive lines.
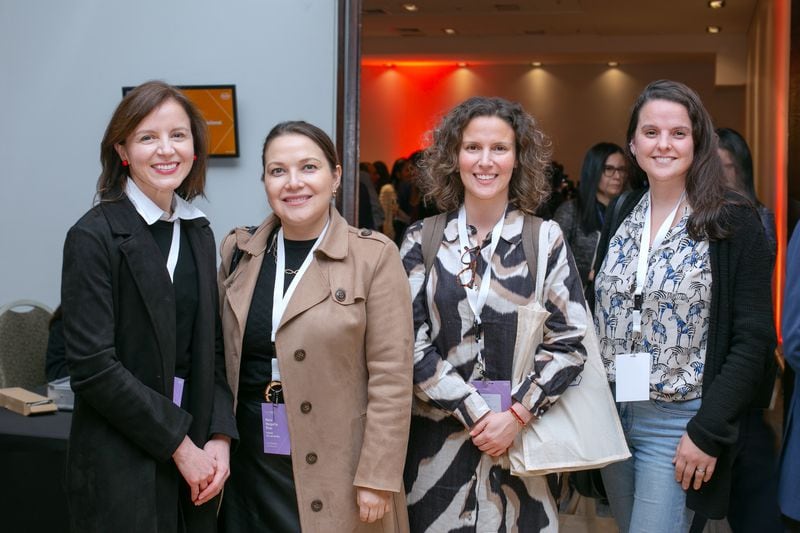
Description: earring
xmin=193 ymin=155 xmax=197 ymax=161
xmin=121 ymin=159 xmax=129 ymax=167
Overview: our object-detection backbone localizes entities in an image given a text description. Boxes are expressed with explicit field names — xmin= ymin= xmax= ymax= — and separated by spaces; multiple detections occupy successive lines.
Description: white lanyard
xmin=166 ymin=219 xmax=181 ymax=282
xmin=271 ymin=220 xmax=330 ymax=342
xmin=632 ymin=191 xmax=685 ymax=332
xmin=457 ymin=205 xmax=505 ymax=326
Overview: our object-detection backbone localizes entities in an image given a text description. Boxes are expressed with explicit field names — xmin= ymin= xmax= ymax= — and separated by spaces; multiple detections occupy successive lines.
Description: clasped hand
xmin=469 ymin=407 xmax=526 ymax=457
xmin=172 ymin=434 xmax=231 ymax=505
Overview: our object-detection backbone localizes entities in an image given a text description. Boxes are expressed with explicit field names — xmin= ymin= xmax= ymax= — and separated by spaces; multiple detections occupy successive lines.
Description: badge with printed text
xmin=471 ymin=380 xmax=512 ymax=412
xmin=262 ymin=403 xmax=291 ymax=455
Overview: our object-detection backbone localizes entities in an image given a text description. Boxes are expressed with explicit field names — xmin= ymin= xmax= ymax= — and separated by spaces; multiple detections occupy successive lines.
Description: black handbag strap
xmin=229 ymin=225 xmax=258 ymax=273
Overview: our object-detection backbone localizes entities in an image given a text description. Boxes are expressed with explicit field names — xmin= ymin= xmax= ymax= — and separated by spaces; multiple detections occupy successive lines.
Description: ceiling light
xmin=707 ymin=25 xmax=721 ymax=33
xmin=457 ymin=62 xmax=468 ymax=68
xmin=708 ymin=0 xmax=725 ymax=8
xmin=443 ymin=28 xmax=457 ymax=35
xmin=402 ymin=3 xmax=418 ymax=12
xmin=531 ymin=62 xmax=543 ymax=67
xmin=607 ymin=61 xmax=619 ymax=67
xmin=384 ymin=63 xmax=396 ymax=68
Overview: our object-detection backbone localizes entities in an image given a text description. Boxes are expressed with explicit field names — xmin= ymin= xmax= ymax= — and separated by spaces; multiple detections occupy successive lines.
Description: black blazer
xmin=61 ymin=197 xmax=237 ymax=533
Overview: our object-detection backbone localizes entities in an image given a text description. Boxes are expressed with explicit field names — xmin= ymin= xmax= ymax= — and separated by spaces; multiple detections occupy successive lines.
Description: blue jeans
xmin=601 ymin=398 xmax=700 ymax=533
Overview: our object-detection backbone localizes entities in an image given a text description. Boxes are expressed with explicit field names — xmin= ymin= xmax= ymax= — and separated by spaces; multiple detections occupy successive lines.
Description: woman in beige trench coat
xmin=218 ymin=121 xmax=413 ymax=533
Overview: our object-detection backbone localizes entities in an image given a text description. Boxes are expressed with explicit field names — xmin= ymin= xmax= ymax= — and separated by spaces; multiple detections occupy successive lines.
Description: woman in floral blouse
xmin=591 ymin=80 xmax=775 ymax=532
xmin=400 ymin=96 xmax=589 ymax=532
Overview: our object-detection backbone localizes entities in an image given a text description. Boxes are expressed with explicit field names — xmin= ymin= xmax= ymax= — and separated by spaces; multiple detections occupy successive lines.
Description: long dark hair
xmin=625 ymin=79 xmax=737 ymax=240
xmin=98 ymin=80 xmax=208 ymax=202
xmin=716 ymin=127 xmax=760 ymax=205
xmin=577 ymin=142 xmax=625 ymax=234
xmin=419 ymin=96 xmax=552 ymax=215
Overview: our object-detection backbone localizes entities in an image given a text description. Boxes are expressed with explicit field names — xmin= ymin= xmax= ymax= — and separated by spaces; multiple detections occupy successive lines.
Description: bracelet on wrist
xmin=508 ymin=406 xmax=526 ymax=426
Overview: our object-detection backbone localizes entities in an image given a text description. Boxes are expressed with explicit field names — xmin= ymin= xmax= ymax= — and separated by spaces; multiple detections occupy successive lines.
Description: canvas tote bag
xmin=508 ymin=219 xmax=630 ymax=477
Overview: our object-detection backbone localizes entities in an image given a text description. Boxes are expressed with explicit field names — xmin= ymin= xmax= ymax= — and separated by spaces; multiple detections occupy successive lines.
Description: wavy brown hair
xmin=625 ymin=80 xmax=742 ymax=240
xmin=97 ymin=80 xmax=208 ymax=203
xmin=419 ymin=97 xmax=552 ymax=215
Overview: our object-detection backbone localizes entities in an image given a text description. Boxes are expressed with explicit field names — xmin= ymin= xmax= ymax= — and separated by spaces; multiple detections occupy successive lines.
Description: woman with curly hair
xmin=400 ymin=96 xmax=590 ymax=532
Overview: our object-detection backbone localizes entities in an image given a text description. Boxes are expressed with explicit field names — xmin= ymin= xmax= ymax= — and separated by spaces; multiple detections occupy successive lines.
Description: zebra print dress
xmin=594 ymin=194 xmax=711 ymax=401
xmin=400 ymin=207 xmax=588 ymax=532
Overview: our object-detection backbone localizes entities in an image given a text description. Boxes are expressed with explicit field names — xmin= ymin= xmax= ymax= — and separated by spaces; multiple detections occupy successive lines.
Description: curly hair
xmin=625 ymin=80 xmax=742 ymax=240
xmin=97 ymin=80 xmax=208 ymax=203
xmin=419 ymin=97 xmax=552 ymax=215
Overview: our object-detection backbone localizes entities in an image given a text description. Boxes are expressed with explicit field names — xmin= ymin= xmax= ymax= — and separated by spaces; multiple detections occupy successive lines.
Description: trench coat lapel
xmin=101 ymin=199 xmax=176 ymax=392
xmin=278 ymin=208 xmax=348 ymax=331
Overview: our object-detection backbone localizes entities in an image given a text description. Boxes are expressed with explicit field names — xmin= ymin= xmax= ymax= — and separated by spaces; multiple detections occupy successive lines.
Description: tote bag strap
xmin=420 ymin=213 xmax=448 ymax=275
xmin=521 ymin=215 xmax=547 ymax=305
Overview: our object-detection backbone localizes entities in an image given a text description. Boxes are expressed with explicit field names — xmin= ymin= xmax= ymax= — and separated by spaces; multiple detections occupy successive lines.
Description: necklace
xmin=270 ymin=232 xmax=308 ymax=276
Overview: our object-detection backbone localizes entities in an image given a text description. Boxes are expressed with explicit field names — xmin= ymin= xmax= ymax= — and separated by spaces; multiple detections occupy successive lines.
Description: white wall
xmin=0 ymin=0 xmax=339 ymax=308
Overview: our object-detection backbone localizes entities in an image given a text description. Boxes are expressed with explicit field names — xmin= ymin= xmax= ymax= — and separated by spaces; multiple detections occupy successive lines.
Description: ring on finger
xmin=695 ymin=467 xmax=706 ymax=475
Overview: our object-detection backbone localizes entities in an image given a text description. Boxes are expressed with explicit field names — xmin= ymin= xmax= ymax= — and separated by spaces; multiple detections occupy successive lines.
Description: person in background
xmin=401 ymin=96 xmax=588 ymax=532
xmin=374 ymin=160 xmax=398 ymax=238
xmin=716 ymin=127 xmax=777 ymax=253
xmin=391 ymin=157 xmax=414 ymax=244
xmin=359 ymin=161 xmax=384 ymax=230
xmin=712 ymin=126 xmax=782 ymax=532
xmin=554 ymin=142 xmax=627 ymax=286
xmin=61 ymin=80 xmax=237 ymax=533
xmin=218 ymin=121 xmax=413 ymax=532
xmin=780 ymin=223 xmax=800 ymax=531
xmin=591 ymin=80 xmax=775 ymax=532
xmin=535 ymin=161 xmax=573 ymax=220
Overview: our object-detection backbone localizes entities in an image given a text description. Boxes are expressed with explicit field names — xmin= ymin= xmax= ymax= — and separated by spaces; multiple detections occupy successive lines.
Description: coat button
xmin=311 ymin=499 xmax=323 ymax=512
xmin=306 ymin=452 xmax=318 ymax=464
xmin=335 ymin=288 xmax=346 ymax=301
xmin=294 ymin=349 xmax=306 ymax=361
xmin=300 ymin=401 xmax=312 ymax=413
xmin=360 ymin=229 xmax=372 ymax=236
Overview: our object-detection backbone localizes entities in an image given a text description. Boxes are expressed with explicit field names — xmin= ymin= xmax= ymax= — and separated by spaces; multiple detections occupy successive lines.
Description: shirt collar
xmin=125 ymin=177 xmax=205 ymax=225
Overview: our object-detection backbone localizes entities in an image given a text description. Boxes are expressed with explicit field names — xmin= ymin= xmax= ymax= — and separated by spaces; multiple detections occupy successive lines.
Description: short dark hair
xmin=261 ymin=121 xmax=339 ymax=181
xmin=419 ymin=96 xmax=552 ymax=214
xmin=625 ymin=79 xmax=735 ymax=240
xmin=98 ymin=80 xmax=208 ymax=202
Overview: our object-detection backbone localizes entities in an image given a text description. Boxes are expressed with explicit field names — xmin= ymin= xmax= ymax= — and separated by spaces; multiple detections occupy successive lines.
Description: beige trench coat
xmin=219 ymin=208 xmax=413 ymax=532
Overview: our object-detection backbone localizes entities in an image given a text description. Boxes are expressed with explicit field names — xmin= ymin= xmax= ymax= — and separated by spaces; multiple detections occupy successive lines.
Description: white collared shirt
xmin=125 ymin=177 xmax=205 ymax=280
xmin=125 ymin=177 xmax=206 ymax=224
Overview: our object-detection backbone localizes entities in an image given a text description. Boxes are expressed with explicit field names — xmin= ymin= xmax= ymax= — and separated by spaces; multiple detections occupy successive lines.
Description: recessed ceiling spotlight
xmin=457 ymin=62 xmax=468 ymax=68
xmin=531 ymin=62 xmax=543 ymax=67
xmin=402 ymin=3 xmax=418 ymax=12
xmin=708 ymin=0 xmax=725 ymax=8
xmin=443 ymin=28 xmax=457 ymax=35
xmin=384 ymin=63 xmax=396 ymax=68
xmin=607 ymin=61 xmax=620 ymax=67
xmin=707 ymin=25 xmax=721 ymax=33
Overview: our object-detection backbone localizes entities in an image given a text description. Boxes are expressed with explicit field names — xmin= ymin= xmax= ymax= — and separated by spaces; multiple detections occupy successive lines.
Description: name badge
xmin=172 ymin=377 xmax=185 ymax=406
xmin=471 ymin=380 xmax=512 ymax=412
xmin=262 ymin=403 xmax=291 ymax=455
xmin=615 ymin=352 xmax=651 ymax=402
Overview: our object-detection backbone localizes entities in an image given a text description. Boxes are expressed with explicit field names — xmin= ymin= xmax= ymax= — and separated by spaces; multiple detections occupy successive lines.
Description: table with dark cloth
xmin=0 ymin=405 xmax=71 ymax=532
